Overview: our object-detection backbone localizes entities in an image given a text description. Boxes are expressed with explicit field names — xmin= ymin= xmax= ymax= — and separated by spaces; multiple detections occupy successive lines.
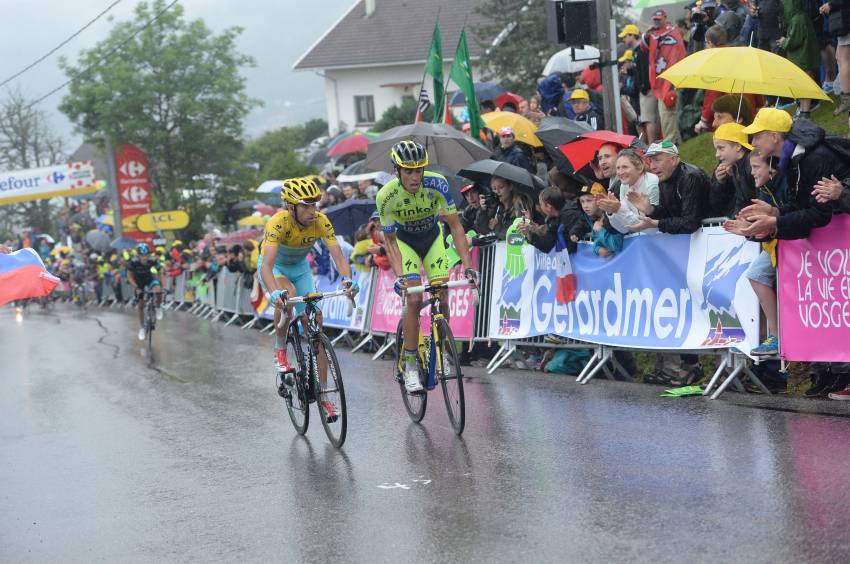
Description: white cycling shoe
xmin=403 ymin=364 xmax=423 ymax=393
xmin=156 ymin=307 xmax=163 ymax=321
xmin=137 ymin=327 xmax=146 ymax=341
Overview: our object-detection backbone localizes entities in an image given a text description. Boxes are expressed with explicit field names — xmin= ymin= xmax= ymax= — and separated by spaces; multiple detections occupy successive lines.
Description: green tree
xmin=473 ymin=0 xmax=633 ymax=96
xmin=302 ymin=118 xmax=329 ymax=143
xmin=0 ymin=89 xmax=65 ymax=236
xmin=372 ymin=97 xmax=432 ymax=132
xmin=58 ymin=0 xmax=259 ymax=234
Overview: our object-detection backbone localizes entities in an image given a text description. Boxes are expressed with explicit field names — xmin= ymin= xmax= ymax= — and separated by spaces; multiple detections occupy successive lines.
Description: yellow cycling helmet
xmin=282 ymin=177 xmax=321 ymax=205
xmin=390 ymin=140 xmax=428 ymax=169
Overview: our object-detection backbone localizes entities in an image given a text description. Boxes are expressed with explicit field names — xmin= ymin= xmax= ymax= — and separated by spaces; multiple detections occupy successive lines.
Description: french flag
xmin=0 ymin=248 xmax=60 ymax=307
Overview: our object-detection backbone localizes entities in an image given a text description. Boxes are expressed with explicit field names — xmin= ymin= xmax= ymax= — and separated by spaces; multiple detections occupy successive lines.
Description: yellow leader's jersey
xmin=260 ymin=209 xmax=338 ymax=266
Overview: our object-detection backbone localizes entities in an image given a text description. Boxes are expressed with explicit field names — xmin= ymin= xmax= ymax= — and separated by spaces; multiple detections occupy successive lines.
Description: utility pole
xmin=595 ymin=0 xmax=619 ymax=133
xmin=104 ymin=135 xmax=123 ymax=239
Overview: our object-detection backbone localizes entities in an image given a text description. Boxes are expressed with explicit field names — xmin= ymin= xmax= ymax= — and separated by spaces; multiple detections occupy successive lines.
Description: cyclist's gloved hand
xmin=393 ymin=276 xmax=407 ymax=297
xmin=270 ymin=289 xmax=288 ymax=307
xmin=341 ymin=275 xmax=359 ymax=296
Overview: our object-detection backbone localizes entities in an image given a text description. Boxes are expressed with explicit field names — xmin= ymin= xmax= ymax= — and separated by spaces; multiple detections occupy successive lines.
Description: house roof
xmin=294 ymin=0 xmax=489 ymax=70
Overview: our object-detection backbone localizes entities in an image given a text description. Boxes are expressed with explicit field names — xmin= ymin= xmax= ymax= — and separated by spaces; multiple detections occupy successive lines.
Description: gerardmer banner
xmin=488 ymin=227 xmax=761 ymax=353
xmin=778 ymin=215 xmax=850 ymax=362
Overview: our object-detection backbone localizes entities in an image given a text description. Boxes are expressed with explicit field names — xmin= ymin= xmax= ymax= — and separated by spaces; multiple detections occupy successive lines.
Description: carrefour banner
xmin=316 ymin=269 xmax=372 ymax=331
xmin=488 ymin=228 xmax=760 ymax=353
xmin=778 ymin=215 xmax=850 ymax=362
xmin=0 ymin=162 xmax=99 ymax=205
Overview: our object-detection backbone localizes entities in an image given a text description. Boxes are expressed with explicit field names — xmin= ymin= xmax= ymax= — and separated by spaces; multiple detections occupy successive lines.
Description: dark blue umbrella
xmin=323 ymin=199 xmax=376 ymax=237
xmin=449 ymin=82 xmax=507 ymax=105
xmin=110 ymin=236 xmax=139 ymax=250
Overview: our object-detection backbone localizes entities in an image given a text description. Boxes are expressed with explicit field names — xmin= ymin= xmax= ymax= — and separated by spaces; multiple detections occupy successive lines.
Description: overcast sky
xmin=1 ymin=0 xmax=354 ymax=150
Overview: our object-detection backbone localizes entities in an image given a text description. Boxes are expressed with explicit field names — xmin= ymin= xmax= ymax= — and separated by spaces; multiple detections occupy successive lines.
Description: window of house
xmin=354 ymin=95 xmax=375 ymax=125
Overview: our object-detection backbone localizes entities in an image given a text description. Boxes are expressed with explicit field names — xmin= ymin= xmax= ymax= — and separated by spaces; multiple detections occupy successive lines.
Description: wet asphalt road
xmin=3 ymin=304 xmax=850 ymax=563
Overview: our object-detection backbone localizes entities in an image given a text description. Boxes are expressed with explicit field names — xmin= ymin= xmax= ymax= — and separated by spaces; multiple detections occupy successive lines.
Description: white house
xmin=293 ymin=0 xmax=488 ymax=135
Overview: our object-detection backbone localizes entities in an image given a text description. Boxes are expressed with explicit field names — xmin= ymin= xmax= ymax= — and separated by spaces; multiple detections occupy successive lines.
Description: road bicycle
xmin=136 ymin=289 xmax=158 ymax=358
xmin=277 ymin=289 xmax=350 ymax=448
xmin=395 ymin=279 xmax=474 ymax=435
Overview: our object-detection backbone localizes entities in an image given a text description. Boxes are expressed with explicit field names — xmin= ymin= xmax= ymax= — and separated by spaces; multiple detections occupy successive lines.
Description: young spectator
xmin=709 ymin=122 xmax=756 ymax=216
xmin=738 ymin=108 xmax=843 ymax=241
xmin=640 ymin=9 xmax=687 ymax=144
xmin=777 ymin=0 xmax=820 ymax=118
xmin=597 ymin=149 xmax=660 ymax=234
xmin=709 ymin=94 xmax=756 ymax=130
xmin=628 ymin=141 xmax=711 ymax=234
xmin=569 ymin=183 xmax=625 ymax=257
xmin=519 ymin=187 xmax=583 ymax=253
xmin=523 ymin=94 xmax=546 ymax=125
xmin=495 ymin=127 xmax=535 ymax=173
xmin=569 ymin=89 xmax=603 ymax=131
xmin=459 ymin=183 xmax=484 ymax=232
xmin=724 ymin=151 xmax=785 ymax=355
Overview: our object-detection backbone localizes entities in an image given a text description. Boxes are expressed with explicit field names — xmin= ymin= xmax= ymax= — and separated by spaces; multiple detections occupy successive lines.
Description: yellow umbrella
xmin=481 ymin=111 xmax=542 ymax=147
xmin=237 ymin=215 xmax=267 ymax=227
xmin=658 ymin=46 xmax=830 ymax=102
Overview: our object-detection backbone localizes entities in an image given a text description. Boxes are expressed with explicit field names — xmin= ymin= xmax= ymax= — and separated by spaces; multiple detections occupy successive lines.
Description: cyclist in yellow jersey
xmin=376 ymin=140 xmax=478 ymax=393
xmin=259 ymin=177 xmax=357 ymax=413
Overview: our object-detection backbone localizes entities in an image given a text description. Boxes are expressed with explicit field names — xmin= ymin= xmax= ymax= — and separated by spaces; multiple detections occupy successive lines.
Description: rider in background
xmin=127 ymin=243 xmax=163 ymax=341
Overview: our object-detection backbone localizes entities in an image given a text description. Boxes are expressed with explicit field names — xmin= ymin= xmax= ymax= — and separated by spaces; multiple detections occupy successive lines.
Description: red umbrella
xmin=558 ymin=130 xmax=636 ymax=172
xmin=495 ymin=92 xmax=525 ymax=112
xmin=326 ymin=132 xmax=370 ymax=157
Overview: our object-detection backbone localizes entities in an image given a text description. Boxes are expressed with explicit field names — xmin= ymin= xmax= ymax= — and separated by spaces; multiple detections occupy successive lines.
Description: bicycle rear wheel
xmin=285 ymin=326 xmax=309 ymax=435
xmin=395 ymin=320 xmax=426 ymax=423
xmin=435 ymin=318 xmax=465 ymax=434
xmin=314 ymin=332 xmax=347 ymax=448
xmin=145 ymin=302 xmax=155 ymax=358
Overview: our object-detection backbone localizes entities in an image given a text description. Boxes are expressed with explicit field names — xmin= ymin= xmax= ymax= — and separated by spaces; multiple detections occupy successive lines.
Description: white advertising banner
xmin=0 ymin=162 xmax=99 ymax=205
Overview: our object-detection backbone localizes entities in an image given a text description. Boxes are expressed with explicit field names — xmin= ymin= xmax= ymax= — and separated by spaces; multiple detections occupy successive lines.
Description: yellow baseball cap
xmin=714 ymin=123 xmax=753 ymax=150
xmin=618 ymin=50 xmax=634 ymax=63
xmin=618 ymin=24 xmax=640 ymax=38
xmin=569 ymin=89 xmax=590 ymax=101
xmin=741 ymin=108 xmax=792 ymax=135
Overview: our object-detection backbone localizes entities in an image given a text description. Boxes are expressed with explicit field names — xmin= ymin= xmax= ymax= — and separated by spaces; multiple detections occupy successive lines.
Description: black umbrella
xmin=322 ymin=199 xmax=376 ymax=237
xmin=110 ymin=236 xmax=138 ymax=250
xmin=458 ymin=160 xmax=547 ymax=200
xmin=364 ymin=122 xmax=491 ymax=173
xmin=448 ymin=82 xmax=507 ymax=105
xmin=534 ymin=117 xmax=594 ymax=149
xmin=307 ymin=148 xmax=330 ymax=166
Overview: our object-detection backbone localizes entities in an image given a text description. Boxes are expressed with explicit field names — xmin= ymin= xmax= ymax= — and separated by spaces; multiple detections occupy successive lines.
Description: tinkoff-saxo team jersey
xmin=261 ymin=209 xmax=338 ymax=266
xmin=375 ymin=171 xmax=456 ymax=254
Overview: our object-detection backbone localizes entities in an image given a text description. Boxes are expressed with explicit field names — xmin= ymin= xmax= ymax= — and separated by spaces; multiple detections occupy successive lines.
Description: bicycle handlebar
xmin=286 ymin=289 xmax=350 ymax=304
xmin=404 ymin=279 xmax=476 ymax=295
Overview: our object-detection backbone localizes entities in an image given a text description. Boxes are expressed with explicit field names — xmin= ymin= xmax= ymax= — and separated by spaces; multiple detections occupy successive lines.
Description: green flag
xmin=450 ymin=28 xmax=483 ymax=138
xmin=424 ymin=22 xmax=445 ymax=123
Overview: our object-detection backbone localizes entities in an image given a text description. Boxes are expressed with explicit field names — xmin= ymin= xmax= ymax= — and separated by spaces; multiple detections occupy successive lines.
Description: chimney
xmin=365 ymin=0 xmax=376 ymax=17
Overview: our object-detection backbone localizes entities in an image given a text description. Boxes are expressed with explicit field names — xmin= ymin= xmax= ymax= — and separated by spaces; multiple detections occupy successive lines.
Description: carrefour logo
xmin=46 ymin=171 xmax=65 ymax=184
xmin=120 ymin=160 xmax=146 ymax=178
xmin=122 ymin=185 xmax=148 ymax=203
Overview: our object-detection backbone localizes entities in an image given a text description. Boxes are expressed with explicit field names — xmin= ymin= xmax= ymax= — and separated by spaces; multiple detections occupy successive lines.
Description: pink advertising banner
xmin=778 ymin=215 xmax=850 ymax=362
xmin=369 ymin=264 xmax=477 ymax=338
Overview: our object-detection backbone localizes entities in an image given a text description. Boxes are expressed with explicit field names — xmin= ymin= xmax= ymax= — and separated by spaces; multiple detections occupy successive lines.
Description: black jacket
xmin=775 ymin=119 xmax=849 ymax=239
xmin=709 ymin=156 xmax=756 ymax=217
xmin=526 ymin=201 xmax=583 ymax=253
xmin=496 ymin=144 xmax=534 ymax=173
xmin=649 ymin=162 xmax=711 ymax=234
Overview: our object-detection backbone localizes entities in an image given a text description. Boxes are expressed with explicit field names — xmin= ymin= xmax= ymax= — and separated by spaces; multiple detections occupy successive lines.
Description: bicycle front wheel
xmin=285 ymin=326 xmax=309 ymax=435
xmin=395 ymin=320 xmax=426 ymax=423
xmin=435 ymin=319 xmax=465 ymax=434
xmin=314 ymin=332 xmax=347 ymax=448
